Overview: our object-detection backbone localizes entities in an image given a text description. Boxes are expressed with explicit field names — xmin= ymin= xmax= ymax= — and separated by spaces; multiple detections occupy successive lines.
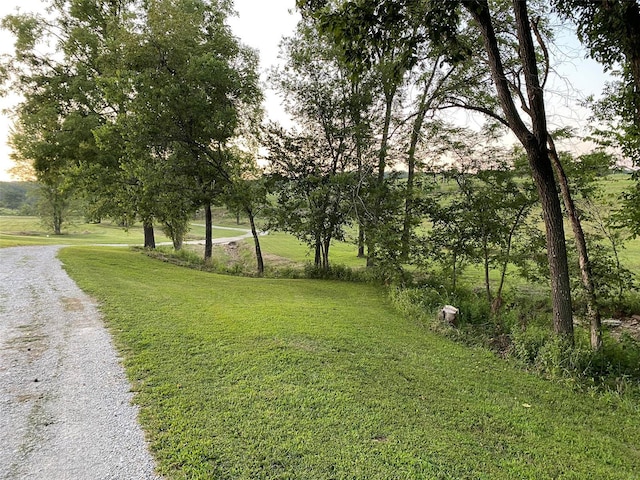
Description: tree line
xmin=2 ymin=0 xmax=640 ymax=350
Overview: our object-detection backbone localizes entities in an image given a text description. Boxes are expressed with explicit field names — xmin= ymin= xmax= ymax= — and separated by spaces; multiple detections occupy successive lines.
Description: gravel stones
xmin=0 ymin=246 xmax=160 ymax=479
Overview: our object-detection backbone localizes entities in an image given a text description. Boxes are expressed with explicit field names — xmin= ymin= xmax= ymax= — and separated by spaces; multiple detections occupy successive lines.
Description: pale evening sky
xmin=0 ymin=0 xmax=610 ymax=181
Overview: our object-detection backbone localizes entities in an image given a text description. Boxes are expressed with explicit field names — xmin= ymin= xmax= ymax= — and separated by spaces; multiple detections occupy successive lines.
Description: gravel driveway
xmin=0 ymin=246 xmax=160 ymax=479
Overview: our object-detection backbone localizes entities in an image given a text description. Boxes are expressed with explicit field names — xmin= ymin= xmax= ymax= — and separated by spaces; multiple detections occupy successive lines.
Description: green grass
xmin=257 ymin=232 xmax=366 ymax=269
xmin=0 ymin=216 xmax=170 ymax=247
xmin=59 ymin=247 xmax=640 ymax=479
xmin=0 ymin=216 xmax=250 ymax=248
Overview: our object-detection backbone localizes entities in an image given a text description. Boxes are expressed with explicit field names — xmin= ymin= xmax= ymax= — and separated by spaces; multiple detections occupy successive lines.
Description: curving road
xmin=0 ymin=246 xmax=161 ymax=479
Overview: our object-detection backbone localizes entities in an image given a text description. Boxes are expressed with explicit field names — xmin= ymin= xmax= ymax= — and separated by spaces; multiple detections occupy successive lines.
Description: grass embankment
xmin=60 ymin=247 xmax=640 ymax=479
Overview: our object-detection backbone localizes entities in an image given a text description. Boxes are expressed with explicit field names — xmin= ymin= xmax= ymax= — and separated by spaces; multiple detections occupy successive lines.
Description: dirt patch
xmin=605 ymin=315 xmax=640 ymax=341
xmin=262 ymin=253 xmax=302 ymax=268
xmin=61 ymin=297 xmax=84 ymax=312
xmin=4 ymin=324 xmax=48 ymax=360
xmin=223 ymin=242 xmax=241 ymax=263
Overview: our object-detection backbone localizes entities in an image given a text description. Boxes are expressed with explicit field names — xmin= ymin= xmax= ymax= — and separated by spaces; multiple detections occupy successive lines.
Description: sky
xmin=0 ymin=0 xmax=611 ymax=181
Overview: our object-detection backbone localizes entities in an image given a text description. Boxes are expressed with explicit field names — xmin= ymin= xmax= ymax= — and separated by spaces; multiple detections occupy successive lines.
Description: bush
xmin=511 ymin=322 xmax=553 ymax=365
xmin=304 ymin=263 xmax=362 ymax=282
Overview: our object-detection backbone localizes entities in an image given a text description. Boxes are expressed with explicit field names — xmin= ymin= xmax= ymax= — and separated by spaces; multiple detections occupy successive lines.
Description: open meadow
xmin=2 ymin=173 xmax=640 ymax=478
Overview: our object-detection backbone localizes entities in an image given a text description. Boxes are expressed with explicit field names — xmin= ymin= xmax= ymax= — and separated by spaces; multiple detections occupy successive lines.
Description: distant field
xmin=0 ymin=216 xmax=243 ymax=248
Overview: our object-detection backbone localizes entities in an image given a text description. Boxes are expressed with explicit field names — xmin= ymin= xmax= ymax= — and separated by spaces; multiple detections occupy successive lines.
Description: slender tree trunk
xmin=452 ymin=251 xmax=457 ymax=291
xmin=401 ymin=68 xmax=441 ymax=260
xmin=50 ymin=191 xmax=64 ymax=235
xmin=204 ymin=202 xmax=213 ymax=263
xmin=357 ymin=223 xmax=366 ymax=258
xmin=494 ymin=203 xmax=528 ymax=313
xmin=483 ymin=234 xmax=492 ymax=305
xmin=247 ymin=208 xmax=264 ymax=276
xmin=366 ymin=91 xmax=396 ymax=268
xmin=401 ymin=111 xmax=420 ymax=261
xmin=326 ymin=233 xmax=332 ymax=270
xmin=378 ymin=95 xmax=394 ymax=183
xmin=143 ymin=220 xmax=155 ymax=249
xmin=548 ymin=137 xmax=602 ymax=350
xmin=353 ymin=95 xmax=367 ymax=260
xmin=314 ymin=236 xmax=322 ymax=268
xmin=322 ymin=238 xmax=330 ymax=270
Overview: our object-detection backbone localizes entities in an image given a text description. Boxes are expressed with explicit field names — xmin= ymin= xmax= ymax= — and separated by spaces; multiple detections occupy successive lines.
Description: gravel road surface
xmin=0 ymin=246 xmax=160 ymax=479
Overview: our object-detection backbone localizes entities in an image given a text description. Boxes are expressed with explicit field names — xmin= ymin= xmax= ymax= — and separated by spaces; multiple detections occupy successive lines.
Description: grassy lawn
xmin=257 ymin=231 xmax=366 ymax=269
xmin=59 ymin=247 xmax=640 ymax=479
xmin=0 ymin=216 xmax=249 ymax=248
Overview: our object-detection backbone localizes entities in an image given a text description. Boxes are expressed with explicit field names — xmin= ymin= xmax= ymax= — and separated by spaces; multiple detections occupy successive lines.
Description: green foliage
xmin=420 ymin=147 xmax=536 ymax=301
xmin=268 ymin=19 xmax=368 ymax=270
xmin=2 ymin=0 xmax=262 ymax=245
xmin=0 ymin=182 xmax=37 ymax=212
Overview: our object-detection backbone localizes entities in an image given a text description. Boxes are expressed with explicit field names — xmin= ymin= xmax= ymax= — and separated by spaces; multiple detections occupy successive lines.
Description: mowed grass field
xmin=0 ymin=216 xmax=245 ymax=248
xmin=59 ymin=247 xmax=640 ymax=479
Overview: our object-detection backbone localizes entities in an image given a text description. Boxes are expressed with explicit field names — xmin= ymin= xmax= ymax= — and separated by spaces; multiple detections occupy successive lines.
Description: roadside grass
xmin=59 ymin=247 xmax=640 ymax=479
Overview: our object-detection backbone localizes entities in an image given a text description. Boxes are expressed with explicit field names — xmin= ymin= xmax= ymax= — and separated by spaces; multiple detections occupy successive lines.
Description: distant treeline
xmin=0 ymin=182 xmax=38 ymax=214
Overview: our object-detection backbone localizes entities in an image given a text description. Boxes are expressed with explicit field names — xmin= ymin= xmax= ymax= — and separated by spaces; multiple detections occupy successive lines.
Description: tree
xmin=555 ymin=0 xmax=640 ymax=123
xmin=2 ymin=0 xmax=142 ymax=236
xmin=556 ymin=1 xmax=640 ymax=246
xmin=3 ymin=0 xmax=261 ymax=253
xmin=7 ymin=82 xmax=102 ymax=234
xmin=118 ymin=0 xmax=262 ymax=260
xmin=300 ymin=0 xmax=426 ymax=266
xmin=265 ymin=125 xmax=354 ymax=270
xmin=424 ymin=137 xmax=536 ymax=307
xmin=224 ymin=149 xmax=270 ymax=276
xmin=270 ymin=19 xmax=363 ymax=270
xmin=442 ymin=0 xmax=574 ymax=339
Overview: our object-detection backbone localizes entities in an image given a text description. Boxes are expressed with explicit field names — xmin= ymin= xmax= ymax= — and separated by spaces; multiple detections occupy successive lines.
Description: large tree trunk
xmin=53 ymin=209 xmax=63 ymax=235
xmin=143 ymin=220 xmax=155 ymax=249
xmin=466 ymin=0 xmax=574 ymax=340
xmin=528 ymin=145 xmax=574 ymax=337
xmin=548 ymin=137 xmax=602 ymax=350
xmin=204 ymin=202 xmax=213 ymax=263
